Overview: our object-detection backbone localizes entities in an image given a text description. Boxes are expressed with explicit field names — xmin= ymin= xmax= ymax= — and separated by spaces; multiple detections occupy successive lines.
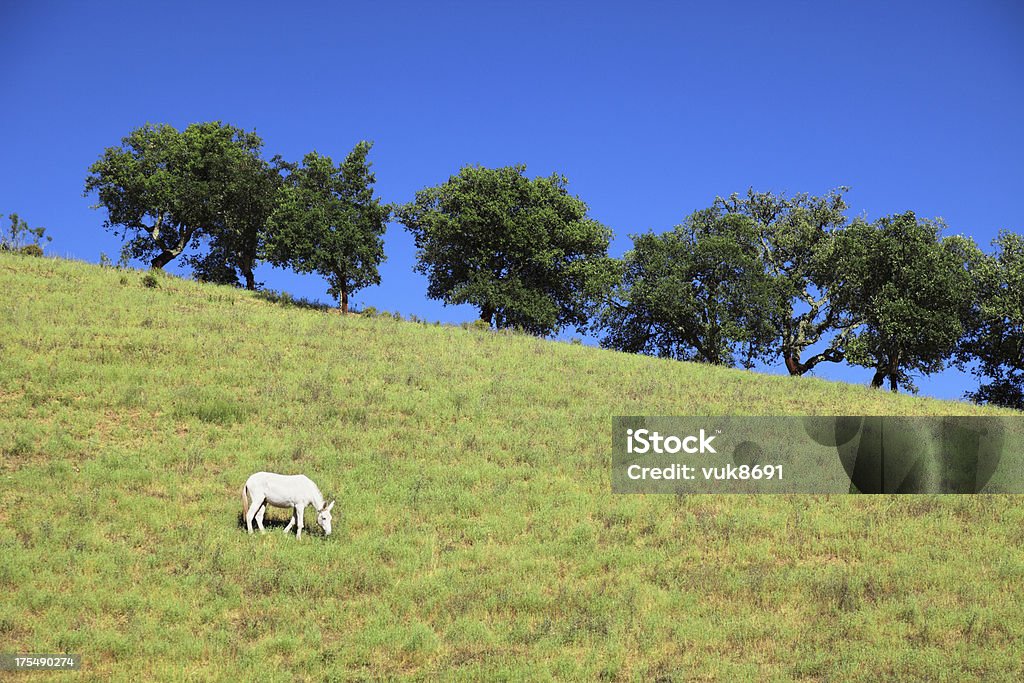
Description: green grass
xmin=1 ymin=252 xmax=1022 ymax=681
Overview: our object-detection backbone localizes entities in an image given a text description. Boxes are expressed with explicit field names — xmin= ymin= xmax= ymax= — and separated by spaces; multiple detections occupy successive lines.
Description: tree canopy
xmin=396 ymin=165 xmax=619 ymax=336
xmin=831 ymin=212 xmax=980 ymax=392
xmin=186 ymin=152 xmax=283 ymax=290
xmin=962 ymin=231 xmax=1024 ymax=409
xmin=597 ymin=211 xmax=783 ymax=367
xmin=711 ymin=189 xmax=854 ymax=375
xmin=598 ymin=189 xmax=856 ymax=373
xmin=84 ymin=121 xmax=269 ymax=275
xmin=265 ymin=143 xmax=389 ymax=313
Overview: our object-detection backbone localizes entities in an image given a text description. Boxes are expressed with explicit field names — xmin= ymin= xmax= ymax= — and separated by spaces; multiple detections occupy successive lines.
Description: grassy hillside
xmin=1 ymin=252 xmax=1022 ymax=681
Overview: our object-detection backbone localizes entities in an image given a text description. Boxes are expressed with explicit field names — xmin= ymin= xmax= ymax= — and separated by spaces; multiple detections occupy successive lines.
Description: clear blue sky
xmin=2 ymin=1 xmax=1022 ymax=402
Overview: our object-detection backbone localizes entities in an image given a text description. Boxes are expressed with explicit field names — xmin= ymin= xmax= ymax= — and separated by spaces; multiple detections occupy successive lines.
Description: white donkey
xmin=241 ymin=472 xmax=334 ymax=538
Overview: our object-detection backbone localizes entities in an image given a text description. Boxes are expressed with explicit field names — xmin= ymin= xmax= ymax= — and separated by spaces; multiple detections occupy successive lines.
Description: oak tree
xmin=85 ymin=121 xmax=269 ymax=274
xmin=396 ymin=165 xmax=619 ymax=336
xmin=266 ymin=143 xmax=389 ymax=313
xmin=711 ymin=189 xmax=855 ymax=375
xmin=832 ymin=212 xmax=980 ymax=392
xmin=597 ymin=211 xmax=783 ymax=367
xmin=962 ymin=231 xmax=1024 ymax=409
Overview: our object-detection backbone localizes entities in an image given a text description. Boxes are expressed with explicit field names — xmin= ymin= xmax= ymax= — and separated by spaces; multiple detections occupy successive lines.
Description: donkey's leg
xmin=255 ymin=504 xmax=267 ymax=533
xmin=246 ymin=493 xmax=265 ymax=534
xmin=294 ymin=504 xmax=304 ymax=539
xmin=283 ymin=510 xmax=296 ymax=534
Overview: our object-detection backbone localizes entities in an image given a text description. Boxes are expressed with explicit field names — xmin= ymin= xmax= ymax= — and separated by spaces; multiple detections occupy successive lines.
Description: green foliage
xmin=186 ymin=153 xmax=285 ymax=290
xmin=188 ymin=245 xmax=245 ymax=286
xmin=84 ymin=121 xmax=270 ymax=274
xmin=100 ymin=250 xmax=131 ymax=269
xmin=141 ymin=272 xmax=160 ymax=288
xmin=1 ymin=213 xmax=51 ymax=253
xmin=831 ymin=213 xmax=981 ymax=392
xmin=598 ymin=211 xmax=783 ymax=367
xmin=707 ymin=189 xmax=854 ymax=375
xmin=396 ymin=164 xmax=620 ymax=336
xmin=962 ymin=231 xmax=1024 ymax=409
xmin=266 ymin=143 xmax=389 ymax=313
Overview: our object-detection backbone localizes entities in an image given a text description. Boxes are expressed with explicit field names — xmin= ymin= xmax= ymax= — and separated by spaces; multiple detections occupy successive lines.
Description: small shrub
xmin=119 ymin=274 xmax=130 ymax=286
xmin=254 ymin=289 xmax=330 ymax=312
xmin=99 ymin=252 xmax=113 ymax=268
xmin=360 ymin=306 xmax=378 ymax=318
xmin=471 ymin=319 xmax=491 ymax=332
xmin=141 ymin=272 xmax=160 ymax=288
xmin=2 ymin=213 xmax=51 ymax=253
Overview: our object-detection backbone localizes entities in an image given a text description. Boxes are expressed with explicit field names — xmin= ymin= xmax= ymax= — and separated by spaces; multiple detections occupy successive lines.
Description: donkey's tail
xmin=241 ymin=483 xmax=249 ymax=520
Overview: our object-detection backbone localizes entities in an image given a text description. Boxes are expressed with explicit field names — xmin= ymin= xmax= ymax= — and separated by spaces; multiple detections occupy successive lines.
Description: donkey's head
xmin=317 ymin=501 xmax=335 ymax=536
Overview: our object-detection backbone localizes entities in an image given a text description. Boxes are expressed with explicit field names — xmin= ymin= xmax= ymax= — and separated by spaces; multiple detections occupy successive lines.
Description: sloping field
xmin=1 ymin=253 xmax=1021 ymax=681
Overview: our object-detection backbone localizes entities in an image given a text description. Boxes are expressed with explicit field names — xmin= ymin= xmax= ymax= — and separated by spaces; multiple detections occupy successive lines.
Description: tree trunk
xmin=870 ymin=367 xmax=887 ymax=388
xmin=480 ymin=304 xmax=494 ymax=326
xmin=151 ymin=250 xmax=176 ymax=269
xmin=888 ymin=352 xmax=901 ymax=393
xmin=784 ymin=353 xmax=804 ymax=376
xmin=243 ymin=266 xmax=256 ymax=291
xmin=340 ymin=287 xmax=349 ymax=314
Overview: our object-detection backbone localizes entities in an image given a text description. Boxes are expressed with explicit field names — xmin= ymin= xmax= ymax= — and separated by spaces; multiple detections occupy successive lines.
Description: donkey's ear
xmin=324 ymin=501 xmax=335 ymax=513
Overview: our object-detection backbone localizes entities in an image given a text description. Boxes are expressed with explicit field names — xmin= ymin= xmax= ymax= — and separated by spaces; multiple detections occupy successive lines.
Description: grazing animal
xmin=241 ymin=472 xmax=334 ymax=538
